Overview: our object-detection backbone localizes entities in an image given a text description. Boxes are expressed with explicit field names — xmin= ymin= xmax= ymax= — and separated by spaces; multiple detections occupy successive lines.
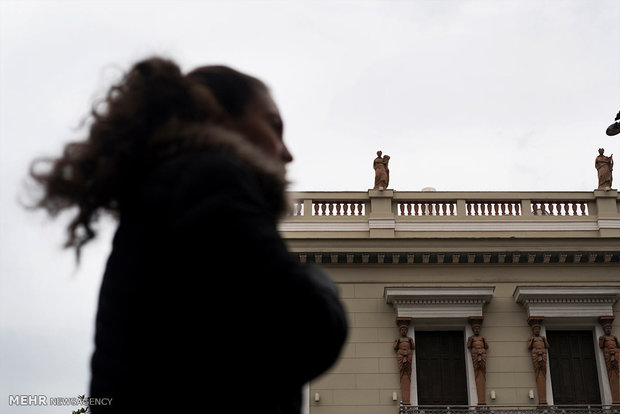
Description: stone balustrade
xmin=281 ymin=189 xmax=620 ymax=239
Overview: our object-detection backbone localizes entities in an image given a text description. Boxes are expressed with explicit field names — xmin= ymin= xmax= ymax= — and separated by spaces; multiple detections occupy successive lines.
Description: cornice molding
xmin=294 ymin=251 xmax=620 ymax=265
xmin=385 ymin=287 xmax=495 ymax=319
xmin=513 ymin=286 xmax=620 ymax=318
xmin=279 ymin=219 xmax=619 ymax=232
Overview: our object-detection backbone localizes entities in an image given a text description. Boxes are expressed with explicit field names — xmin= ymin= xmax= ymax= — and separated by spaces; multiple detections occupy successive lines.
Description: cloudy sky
xmin=1 ymin=0 xmax=619 ymax=412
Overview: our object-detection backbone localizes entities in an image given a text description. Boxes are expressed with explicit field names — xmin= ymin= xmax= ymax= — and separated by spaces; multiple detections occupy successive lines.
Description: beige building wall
xmin=307 ymin=266 xmax=620 ymax=414
xmin=280 ymin=189 xmax=620 ymax=413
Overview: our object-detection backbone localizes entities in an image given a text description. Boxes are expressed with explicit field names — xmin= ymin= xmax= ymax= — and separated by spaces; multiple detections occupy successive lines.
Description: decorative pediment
xmin=513 ymin=286 xmax=620 ymax=318
xmin=384 ymin=287 xmax=495 ymax=319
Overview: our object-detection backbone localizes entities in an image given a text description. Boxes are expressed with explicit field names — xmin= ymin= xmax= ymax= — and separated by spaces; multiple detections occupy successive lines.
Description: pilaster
xmin=368 ymin=189 xmax=395 ymax=238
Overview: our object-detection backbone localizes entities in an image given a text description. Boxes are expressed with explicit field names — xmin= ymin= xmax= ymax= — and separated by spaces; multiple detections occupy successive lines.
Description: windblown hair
xmin=29 ymin=57 xmax=268 ymax=258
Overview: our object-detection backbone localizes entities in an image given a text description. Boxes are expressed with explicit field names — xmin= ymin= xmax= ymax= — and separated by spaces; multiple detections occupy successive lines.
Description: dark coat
xmin=89 ymin=128 xmax=348 ymax=413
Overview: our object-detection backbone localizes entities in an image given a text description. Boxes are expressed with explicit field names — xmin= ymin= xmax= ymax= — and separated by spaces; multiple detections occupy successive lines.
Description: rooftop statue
xmin=596 ymin=148 xmax=614 ymax=190
xmin=373 ymin=150 xmax=390 ymax=190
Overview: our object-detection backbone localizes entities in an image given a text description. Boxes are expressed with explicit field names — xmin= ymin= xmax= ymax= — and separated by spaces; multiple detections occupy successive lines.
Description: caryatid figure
xmin=527 ymin=317 xmax=550 ymax=406
xmin=467 ymin=317 xmax=488 ymax=405
xmin=373 ymin=150 xmax=390 ymax=190
xmin=599 ymin=316 xmax=620 ymax=404
xmin=393 ymin=319 xmax=415 ymax=405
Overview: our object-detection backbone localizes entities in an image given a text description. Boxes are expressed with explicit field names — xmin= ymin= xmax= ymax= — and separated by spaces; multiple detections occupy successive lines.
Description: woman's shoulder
xmin=150 ymin=149 xmax=256 ymax=191
xmin=125 ymin=148 xmax=258 ymax=214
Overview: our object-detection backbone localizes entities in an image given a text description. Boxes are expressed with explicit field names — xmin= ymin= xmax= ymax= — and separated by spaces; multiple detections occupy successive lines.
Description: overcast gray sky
xmin=1 ymin=0 xmax=619 ymax=412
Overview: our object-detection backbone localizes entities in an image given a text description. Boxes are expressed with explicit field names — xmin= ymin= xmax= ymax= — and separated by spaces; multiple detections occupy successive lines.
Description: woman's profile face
xmin=233 ymin=90 xmax=293 ymax=164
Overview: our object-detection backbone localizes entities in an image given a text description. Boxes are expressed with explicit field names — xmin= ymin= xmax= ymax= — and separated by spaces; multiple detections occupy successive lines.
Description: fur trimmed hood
xmin=149 ymin=121 xmax=290 ymax=218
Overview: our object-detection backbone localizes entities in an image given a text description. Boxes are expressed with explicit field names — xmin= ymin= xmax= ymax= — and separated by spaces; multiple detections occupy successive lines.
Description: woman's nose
xmin=281 ymin=144 xmax=293 ymax=163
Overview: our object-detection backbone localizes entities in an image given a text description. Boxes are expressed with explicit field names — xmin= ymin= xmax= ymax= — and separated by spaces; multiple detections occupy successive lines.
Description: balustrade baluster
xmin=467 ymin=203 xmax=472 ymax=216
xmin=320 ymin=203 xmax=327 ymax=216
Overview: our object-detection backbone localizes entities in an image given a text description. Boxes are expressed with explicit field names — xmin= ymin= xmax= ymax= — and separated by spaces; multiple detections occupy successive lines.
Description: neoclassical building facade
xmin=280 ymin=189 xmax=620 ymax=414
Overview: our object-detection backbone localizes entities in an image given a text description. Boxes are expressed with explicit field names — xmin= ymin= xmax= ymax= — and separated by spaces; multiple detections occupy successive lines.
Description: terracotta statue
xmin=373 ymin=151 xmax=390 ymax=190
xmin=596 ymin=148 xmax=614 ymax=189
xmin=599 ymin=317 xmax=620 ymax=404
xmin=527 ymin=317 xmax=549 ymax=406
xmin=467 ymin=317 xmax=488 ymax=405
xmin=393 ymin=320 xmax=415 ymax=404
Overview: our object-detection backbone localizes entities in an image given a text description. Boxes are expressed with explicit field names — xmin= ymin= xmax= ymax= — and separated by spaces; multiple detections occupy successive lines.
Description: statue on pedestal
xmin=373 ymin=150 xmax=390 ymax=190
xmin=527 ymin=317 xmax=549 ymax=406
xmin=596 ymin=148 xmax=614 ymax=189
xmin=393 ymin=318 xmax=414 ymax=405
xmin=599 ymin=316 xmax=620 ymax=404
xmin=467 ymin=317 xmax=488 ymax=405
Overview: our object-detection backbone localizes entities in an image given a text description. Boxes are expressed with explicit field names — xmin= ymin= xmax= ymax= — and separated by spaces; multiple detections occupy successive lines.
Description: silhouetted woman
xmin=29 ymin=57 xmax=347 ymax=413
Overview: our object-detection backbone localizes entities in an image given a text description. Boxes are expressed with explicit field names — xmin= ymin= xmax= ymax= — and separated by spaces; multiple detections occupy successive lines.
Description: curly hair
xmin=28 ymin=56 xmax=267 ymax=259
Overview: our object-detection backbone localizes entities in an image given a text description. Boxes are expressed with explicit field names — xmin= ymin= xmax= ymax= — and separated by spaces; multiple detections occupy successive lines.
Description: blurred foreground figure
xmin=29 ymin=57 xmax=347 ymax=413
